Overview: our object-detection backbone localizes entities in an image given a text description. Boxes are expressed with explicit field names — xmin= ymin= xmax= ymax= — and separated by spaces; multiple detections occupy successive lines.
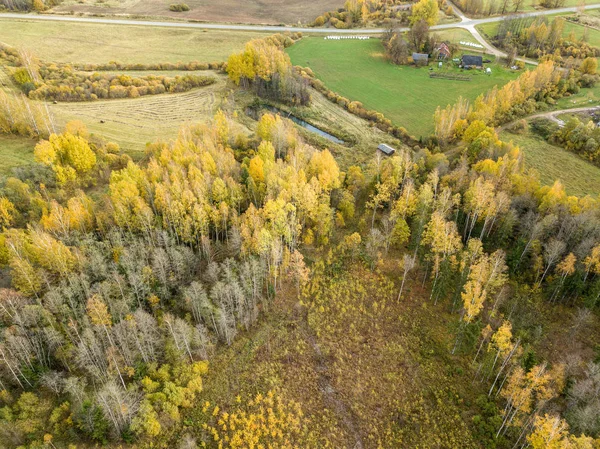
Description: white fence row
xmin=460 ymin=41 xmax=484 ymax=49
xmin=324 ymin=36 xmax=371 ymax=40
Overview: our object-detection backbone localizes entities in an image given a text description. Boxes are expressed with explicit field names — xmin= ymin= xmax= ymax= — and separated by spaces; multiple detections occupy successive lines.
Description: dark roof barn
xmin=462 ymin=55 xmax=483 ymax=67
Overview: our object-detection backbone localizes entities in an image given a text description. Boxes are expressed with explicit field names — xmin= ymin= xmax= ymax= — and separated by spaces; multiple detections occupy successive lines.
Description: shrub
xmin=580 ymin=73 xmax=599 ymax=88
xmin=12 ymin=68 xmax=32 ymax=86
xmin=507 ymin=119 xmax=528 ymax=134
xmin=28 ymin=64 xmax=216 ymax=102
xmin=530 ymin=117 xmax=559 ymax=139
xmin=169 ymin=3 xmax=189 ymax=11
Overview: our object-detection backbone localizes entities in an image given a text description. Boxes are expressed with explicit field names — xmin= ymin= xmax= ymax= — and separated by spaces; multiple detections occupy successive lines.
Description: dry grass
xmin=189 ymin=262 xmax=484 ymax=448
xmin=0 ymin=19 xmax=269 ymax=64
xmin=50 ymin=0 xmax=343 ymax=25
xmin=48 ymin=75 xmax=227 ymax=155
xmin=297 ymin=89 xmax=406 ymax=170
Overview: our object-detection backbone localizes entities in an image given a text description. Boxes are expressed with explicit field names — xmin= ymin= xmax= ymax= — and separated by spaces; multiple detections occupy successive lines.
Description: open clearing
xmin=0 ymin=19 xmax=269 ymax=64
xmin=500 ymin=128 xmax=600 ymax=197
xmin=284 ymin=88 xmax=406 ymax=169
xmin=288 ymin=36 xmax=521 ymax=137
xmin=554 ymin=83 xmax=600 ymax=108
xmin=50 ymin=0 xmax=342 ymax=25
xmin=0 ymin=135 xmax=36 ymax=174
xmin=195 ymin=265 xmax=482 ymax=447
xmin=48 ymin=76 xmax=226 ymax=155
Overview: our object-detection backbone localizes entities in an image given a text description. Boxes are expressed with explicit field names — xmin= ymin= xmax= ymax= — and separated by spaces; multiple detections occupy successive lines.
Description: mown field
xmin=500 ymin=129 xmax=600 ymax=197
xmin=287 ymin=36 xmax=521 ymax=137
xmin=0 ymin=19 xmax=269 ymax=64
xmin=0 ymin=135 xmax=36 ymax=174
xmin=48 ymin=76 xmax=227 ymax=155
xmin=50 ymin=0 xmax=342 ymax=25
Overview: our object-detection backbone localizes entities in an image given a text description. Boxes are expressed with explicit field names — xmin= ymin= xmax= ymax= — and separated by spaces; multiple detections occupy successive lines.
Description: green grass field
xmin=562 ymin=19 xmax=600 ymax=47
xmin=0 ymin=134 xmax=36 ymax=174
xmin=500 ymin=129 xmax=600 ymax=197
xmin=436 ymin=27 xmax=482 ymax=44
xmin=555 ymin=84 xmax=600 ymax=108
xmin=0 ymin=19 xmax=269 ymax=64
xmin=287 ymin=36 xmax=520 ymax=137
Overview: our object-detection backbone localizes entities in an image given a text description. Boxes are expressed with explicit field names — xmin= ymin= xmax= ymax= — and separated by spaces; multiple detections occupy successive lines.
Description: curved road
xmin=1 ymin=4 xmax=600 ymax=35
xmin=499 ymin=106 xmax=600 ymax=130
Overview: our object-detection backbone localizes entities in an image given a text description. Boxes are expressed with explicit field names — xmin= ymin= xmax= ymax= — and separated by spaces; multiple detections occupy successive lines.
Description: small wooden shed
xmin=378 ymin=143 xmax=396 ymax=156
xmin=412 ymin=52 xmax=429 ymax=66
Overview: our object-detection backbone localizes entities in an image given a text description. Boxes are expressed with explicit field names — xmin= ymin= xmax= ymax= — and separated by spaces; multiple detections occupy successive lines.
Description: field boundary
xmin=429 ymin=72 xmax=472 ymax=81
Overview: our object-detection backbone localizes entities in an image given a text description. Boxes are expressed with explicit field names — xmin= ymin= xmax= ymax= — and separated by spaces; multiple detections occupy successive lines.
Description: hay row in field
xmin=48 ymin=86 xmax=221 ymax=153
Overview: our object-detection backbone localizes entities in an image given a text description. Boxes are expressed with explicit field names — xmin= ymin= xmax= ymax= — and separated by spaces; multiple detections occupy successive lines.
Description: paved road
xmin=444 ymin=1 xmax=540 ymax=65
xmin=1 ymin=4 xmax=600 ymax=34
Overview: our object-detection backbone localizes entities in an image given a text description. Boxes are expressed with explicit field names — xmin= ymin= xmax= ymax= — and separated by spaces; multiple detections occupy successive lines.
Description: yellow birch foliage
xmin=528 ymin=414 xmax=598 ymax=449
xmin=203 ymin=391 xmax=307 ymax=448
xmin=35 ymin=131 xmax=97 ymax=186
xmin=461 ymin=280 xmax=486 ymax=323
xmin=0 ymin=197 xmax=16 ymax=230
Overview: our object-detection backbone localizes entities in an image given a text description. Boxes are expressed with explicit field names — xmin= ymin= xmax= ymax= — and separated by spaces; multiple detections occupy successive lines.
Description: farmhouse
xmin=437 ymin=43 xmax=451 ymax=60
xmin=461 ymin=55 xmax=483 ymax=69
xmin=378 ymin=143 xmax=396 ymax=156
xmin=412 ymin=52 xmax=429 ymax=66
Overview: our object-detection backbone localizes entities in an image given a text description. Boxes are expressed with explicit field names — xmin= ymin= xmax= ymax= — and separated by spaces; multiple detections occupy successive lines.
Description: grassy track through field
xmin=500 ymin=129 xmax=600 ymax=197
xmin=288 ymin=36 xmax=520 ymax=137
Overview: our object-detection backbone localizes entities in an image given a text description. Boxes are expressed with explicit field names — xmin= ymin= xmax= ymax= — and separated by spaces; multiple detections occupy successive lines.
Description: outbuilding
xmin=377 ymin=143 xmax=396 ymax=156
xmin=412 ymin=52 xmax=429 ymax=66
xmin=437 ymin=42 xmax=451 ymax=60
xmin=461 ymin=55 xmax=483 ymax=69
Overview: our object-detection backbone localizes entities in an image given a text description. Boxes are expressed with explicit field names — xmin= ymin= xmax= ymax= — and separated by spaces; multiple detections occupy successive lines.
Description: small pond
xmin=258 ymin=105 xmax=345 ymax=145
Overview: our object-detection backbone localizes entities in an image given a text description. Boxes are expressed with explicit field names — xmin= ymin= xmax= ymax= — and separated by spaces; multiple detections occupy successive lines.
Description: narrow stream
xmin=261 ymin=105 xmax=345 ymax=145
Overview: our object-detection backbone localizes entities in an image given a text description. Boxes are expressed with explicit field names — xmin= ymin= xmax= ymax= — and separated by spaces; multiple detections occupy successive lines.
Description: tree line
xmin=493 ymin=16 xmax=600 ymax=71
xmin=311 ymin=0 xmax=449 ymax=29
xmin=530 ymin=115 xmax=600 ymax=167
xmin=433 ymin=60 xmax=596 ymax=147
xmin=0 ymin=0 xmax=58 ymax=11
xmin=227 ymin=34 xmax=310 ymax=106
xmin=12 ymin=63 xmax=216 ymax=102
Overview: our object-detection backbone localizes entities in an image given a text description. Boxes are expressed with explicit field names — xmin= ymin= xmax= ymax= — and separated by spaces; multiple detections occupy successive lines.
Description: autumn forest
xmin=1 ymin=1 xmax=600 ymax=448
